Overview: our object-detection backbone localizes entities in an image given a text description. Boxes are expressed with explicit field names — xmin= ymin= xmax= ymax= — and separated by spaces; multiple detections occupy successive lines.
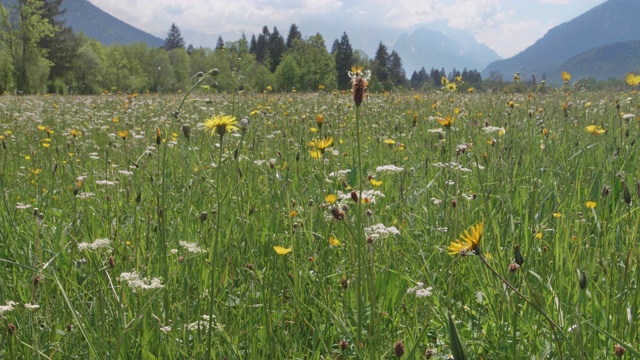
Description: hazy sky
xmin=87 ymin=0 xmax=607 ymax=58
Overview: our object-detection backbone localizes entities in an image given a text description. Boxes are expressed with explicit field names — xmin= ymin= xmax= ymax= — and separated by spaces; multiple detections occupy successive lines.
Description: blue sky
xmin=87 ymin=0 xmax=607 ymax=58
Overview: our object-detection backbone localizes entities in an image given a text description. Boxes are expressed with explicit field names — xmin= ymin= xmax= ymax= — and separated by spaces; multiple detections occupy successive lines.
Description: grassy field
xmin=0 ymin=79 xmax=639 ymax=359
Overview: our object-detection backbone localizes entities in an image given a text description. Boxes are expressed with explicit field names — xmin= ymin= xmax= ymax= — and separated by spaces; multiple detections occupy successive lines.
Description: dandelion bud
xmin=239 ymin=117 xmax=250 ymax=133
xmin=33 ymin=208 xmax=39 ymax=217
xmin=509 ymin=262 xmax=520 ymax=272
xmin=451 ymin=199 xmax=457 ymax=208
xmin=196 ymin=71 xmax=204 ymax=77
xmin=579 ymin=269 xmax=587 ymax=290
xmin=109 ymin=255 xmax=115 ymax=268
xmin=177 ymin=255 xmax=184 ymax=263
xmin=155 ymin=128 xmax=162 ymax=145
xmin=341 ymin=277 xmax=348 ymax=289
xmin=394 ymin=341 xmax=405 ymax=357
xmin=331 ymin=207 xmax=345 ymax=221
xmin=602 ymin=185 xmax=611 ymax=198
xmin=172 ymin=111 xmax=180 ymax=119
xmin=7 ymin=323 xmax=16 ymax=335
xmin=514 ymin=245 xmax=524 ymax=266
xmin=136 ymin=190 xmax=141 ymax=204
xmin=339 ymin=339 xmax=348 ymax=350
xmin=316 ymin=114 xmax=324 ymax=129
xmin=350 ymin=190 xmax=358 ymax=203
xmin=622 ymin=181 xmax=631 ymax=205
xmin=210 ymin=68 xmax=220 ymax=76
xmin=614 ymin=344 xmax=625 ymax=357
xmin=182 ymin=124 xmax=191 ymax=140
xmin=33 ymin=275 xmax=42 ymax=287
xmin=308 ymin=199 xmax=314 ymax=207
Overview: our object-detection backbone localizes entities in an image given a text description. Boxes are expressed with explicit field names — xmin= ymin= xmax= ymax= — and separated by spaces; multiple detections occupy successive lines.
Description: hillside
xmin=0 ymin=0 xmax=164 ymax=47
xmin=561 ymin=40 xmax=640 ymax=81
xmin=482 ymin=0 xmax=640 ymax=82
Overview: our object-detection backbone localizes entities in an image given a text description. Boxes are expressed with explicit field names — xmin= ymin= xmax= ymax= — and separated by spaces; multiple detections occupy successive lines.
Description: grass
xmin=0 ymin=83 xmax=639 ymax=359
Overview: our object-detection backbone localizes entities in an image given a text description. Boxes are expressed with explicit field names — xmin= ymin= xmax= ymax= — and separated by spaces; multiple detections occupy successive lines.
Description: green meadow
xmin=1 ymin=77 xmax=640 ymax=359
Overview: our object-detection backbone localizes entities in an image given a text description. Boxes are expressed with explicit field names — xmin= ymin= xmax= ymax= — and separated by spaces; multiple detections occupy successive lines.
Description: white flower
xmin=185 ymin=315 xmax=224 ymax=331
xmin=95 ymin=180 xmax=117 ymax=186
xmin=24 ymin=303 xmax=40 ymax=310
xmin=407 ymin=282 xmax=433 ymax=298
xmin=118 ymin=170 xmax=133 ymax=176
xmin=375 ymin=165 xmax=404 ymax=174
xmin=0 ymin=301 xmax=16 ymax=314
xmin=118 ymin=271 xmax=164 ymax=292
xmin=77 ymin=238 xmax=112 ymax=251
xmin=329 ymin=169 xmax=351 ymax=178
xmin=179 ymin=241 xmax=206 ymax=254
xmin=483 ymin=126 xmax=505 ymax=133
xmin=76 ymin=192 xmax=95 ymax=199
xmin=15 ymin=202 xmax=32 ymax=210
xmin=365 ymin=223 xmax=400 ymax=240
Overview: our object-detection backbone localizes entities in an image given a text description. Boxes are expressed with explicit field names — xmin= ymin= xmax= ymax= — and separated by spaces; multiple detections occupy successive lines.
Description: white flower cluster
xmin=179 ymin=241 xmax=206 ymax=254
xmin=118 ymin=271 xmax=164 ymax=292
xmin=77 ymin=238 xmax=112 ymax=251
xmin=364 ymin=223 xmax=400 ymax=240
xmin=185 ymin=315 xmax=224 ymax=332
xmin=0 ymin=301 xmax=16 ymax=315
xmin=406 ymin=282 xmax=433 ymax=298
xmin=375 ymin=165 xmax=404 ymax=174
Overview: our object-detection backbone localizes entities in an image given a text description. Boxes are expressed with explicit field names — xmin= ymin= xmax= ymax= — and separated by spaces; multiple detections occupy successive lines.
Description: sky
xmin=86 ymin=0 xmax=607 ymax=58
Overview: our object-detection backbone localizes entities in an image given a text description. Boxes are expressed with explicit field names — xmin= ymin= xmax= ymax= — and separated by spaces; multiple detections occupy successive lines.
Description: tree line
xmin=0 ymin=0 xmax=485 ymax=95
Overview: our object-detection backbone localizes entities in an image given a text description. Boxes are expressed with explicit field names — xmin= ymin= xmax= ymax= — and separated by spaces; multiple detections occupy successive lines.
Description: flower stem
xmin=478 ymin=254 xmax=564 ymax=358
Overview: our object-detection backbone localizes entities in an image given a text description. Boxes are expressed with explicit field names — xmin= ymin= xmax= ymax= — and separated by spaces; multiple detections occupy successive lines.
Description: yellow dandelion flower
xmin=310 ymin=127 xmax=318 ymax=133
xmin=437 ymin=115 xmax=455 ymax=128
xmin=446 ymin=83 xmax=458 ymax=91
xmin=370 ymin=179 xmax=382 ymax=187
xmin=310 ymin=149 xmax=322 ymax=159
xmin=329 ymin=236 xmax=341 ymax=247
xmin=117 ymin=130 xmax=129 ymax=140
xmin=37 ymin=125 xmax=46 ymax=131
xmin=585 ymin=125 xmax=606 ymax=136
xmin=42 ymin=143 xmax=50 ymax=148
xmin=289 ymin=210 xmax=298 ymax=218
xmin=325 ymin=194 xmax=337 ymax=204
xmin=69 ymin=129 xmax=79 ymax=138
xmin=273 ymin=246 xmax=292 ymax=255
xmin=308 ymin=137 xmax=333 ymax=153
xmin=561 ymin=71 xmax=571 ymax=83
xmin=447 ymin=222 xmax=483 ymax=256
xmin=202 ymin=114 xmax=238 ymax=137
xmin=535 ymin=232 xmax=543 ymax=239
xmin=553 ymin=212 xmax=562 ymax=218
xmin=112 ymin=117 xmax=119 ymax=123
xmin=585 ymin=201 xmax=596 ymax=209
xmin=316 ymin=114 xmax=324 ymax=127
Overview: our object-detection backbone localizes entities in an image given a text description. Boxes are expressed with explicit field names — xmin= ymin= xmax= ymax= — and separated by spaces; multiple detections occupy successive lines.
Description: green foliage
xmin=275 ymin=54 xmax=300 ymax=90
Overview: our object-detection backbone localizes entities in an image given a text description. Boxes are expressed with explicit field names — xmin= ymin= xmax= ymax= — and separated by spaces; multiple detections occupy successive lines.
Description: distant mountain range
xmin=2 ymin=0 xmax=637 ymax=82
xmin=482 ymin=0 xmax=640 ymax=83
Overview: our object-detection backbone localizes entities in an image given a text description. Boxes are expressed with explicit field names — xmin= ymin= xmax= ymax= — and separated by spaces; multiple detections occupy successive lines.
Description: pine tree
xmin=216 ymin=36 xmax=224 ymax=50
xmin=372 ymin=42 xmax=389 ymax=85
xmin=37 ymin=0 xmax=80 ymax=90
xmin=332 ymin=32 xmax=353 ymax=90
xmin=388 ymin=50 xmax=406 ymax=87
xmin=164 ymin=23 xmax=185 ymax=51
xmin=286 ymin=24 xmax=302 ymax=49
xmin=269 ymin=26 xmax=286 ymax=72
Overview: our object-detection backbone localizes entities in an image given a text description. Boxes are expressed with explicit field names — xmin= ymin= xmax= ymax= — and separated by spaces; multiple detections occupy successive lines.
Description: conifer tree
xmin=332 ymin=32 xmax=353 ymax=90
xmin=164 ymin=23 xmax=185 ymax=51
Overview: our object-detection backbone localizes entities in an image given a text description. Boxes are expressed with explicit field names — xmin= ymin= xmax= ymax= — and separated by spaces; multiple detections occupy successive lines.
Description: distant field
xmin=0 ymin=85 xmax=639 ymax=359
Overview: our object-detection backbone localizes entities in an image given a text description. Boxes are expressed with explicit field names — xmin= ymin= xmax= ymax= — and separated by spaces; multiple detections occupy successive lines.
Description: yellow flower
xmin=561 ymin=71 xmax=571 ymax=83
xmin=325 ymin=194 xmax=337 ymax=204
xmin=585 ymin=201 xmax=596 ymax=209
xmin=69 ymin=129 xmax=79 ymax=138
xmin=117 ymin=130 xmax=129 ymax=140
xmin=289 ymin=210 xmax=298 ymax=218
xmin=203 ymin=114 xmax=238 ymax=137
xmin=447 ymin=222 xmax=483 ymax=255
xmin=37 ymin=125 xmax=46 ymax=131
xmin=446 ymin=83 xmax=458 ymax=91
xmin=370 ymin=179 xmax=382 ymax=187
xmin=316 ymin=114 xmax=324 ymax=127
xmin=310 ymin=149 xmax=322 ymax=159
xmin=42 ymin=143 xmax=50 ymax=148
xmin=585 ymin=125 xmax=606 ymax=136
xmin=437 ymin=115 xmax=455 ymax=128
xmin=112 ymin=117 xmax=119 ymax=123
xmin=535 ymin=232 xmax=542 ymax=239
xmin=308 ymin=137 xmax=333 ymax=153
xmin=329 ymin=236 xmax=341 ymax=247
xmin=383 ymin=139 xmax=396 ymax=146
xmin=309 ymin=127 xmax=318 ymax=133
xmin=553 ymin=212 xmax=562 ymax=218
xmin=467 ymin=87 xmax=475 ymax=93
xmin=273 ymin=246 xmax=292 ymax=255
xmin=625 ymin=73 xmax=640 ymax=87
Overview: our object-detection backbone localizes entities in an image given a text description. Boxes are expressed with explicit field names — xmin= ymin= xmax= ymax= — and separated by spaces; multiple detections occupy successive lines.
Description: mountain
xmin=61 ymin=0 xmax=163 ymax=47
xmin=482 ymin=0 xmax=640 ymax=83
xmin=0 ymin=0 xmax=163 ymax=47
xmin=392 ymin=26 xmax=501 ymax=75
xmin=560 ymin=40 xmax=640 ymax=80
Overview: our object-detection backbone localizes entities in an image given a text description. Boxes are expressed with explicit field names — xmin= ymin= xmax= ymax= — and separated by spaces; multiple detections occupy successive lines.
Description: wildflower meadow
xmin=1 ymin=70 xmax=640 ymax=359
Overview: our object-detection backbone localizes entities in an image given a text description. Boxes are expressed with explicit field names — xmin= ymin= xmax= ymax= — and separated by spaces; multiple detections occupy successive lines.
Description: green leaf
xmin=448 ymin=313 xmax=468 ymax=360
